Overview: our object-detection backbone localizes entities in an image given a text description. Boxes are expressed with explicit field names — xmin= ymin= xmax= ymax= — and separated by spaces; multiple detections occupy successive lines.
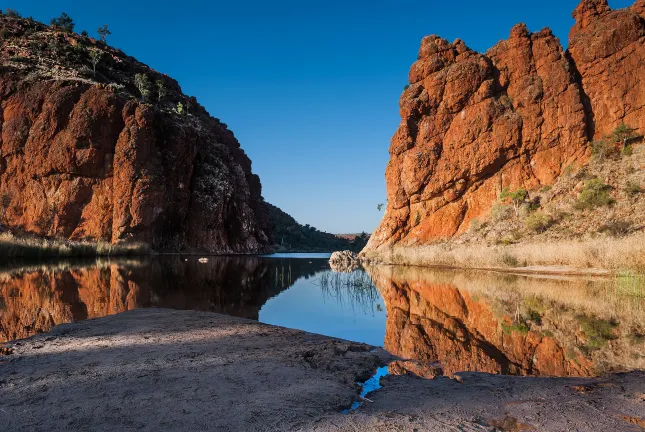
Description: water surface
xmin=1 ymin=254 xmax=644 ymax=378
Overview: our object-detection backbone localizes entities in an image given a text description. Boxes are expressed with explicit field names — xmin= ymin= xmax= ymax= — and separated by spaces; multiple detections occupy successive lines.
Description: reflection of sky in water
xmin=259 ymin=269 xmax=387 ymax=347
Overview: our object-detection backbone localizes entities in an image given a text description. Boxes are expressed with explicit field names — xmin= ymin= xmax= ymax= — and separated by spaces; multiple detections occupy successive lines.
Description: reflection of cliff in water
xmin=0 ymin=257 xmax=328 ymax=343
xmin=367 ymin=266 xmax=645 ymax=378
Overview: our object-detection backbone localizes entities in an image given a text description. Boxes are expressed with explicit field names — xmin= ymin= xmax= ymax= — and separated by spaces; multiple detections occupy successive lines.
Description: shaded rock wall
xmin=366 ymin=0 xmax=645 ymax=250
xmin=0 ymin=17 xmax=270 ymax=253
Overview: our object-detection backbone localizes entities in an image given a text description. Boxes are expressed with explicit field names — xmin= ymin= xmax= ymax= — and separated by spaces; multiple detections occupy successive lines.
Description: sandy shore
xmin=1 ymin=309 xmax=644 ymax=431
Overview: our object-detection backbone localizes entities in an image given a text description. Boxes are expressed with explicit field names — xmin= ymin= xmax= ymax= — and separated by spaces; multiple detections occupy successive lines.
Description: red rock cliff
xmin=0 ymin=16 xmax=270 ymax=253
xmin=366 ymin=0 xmax=645 ymax=251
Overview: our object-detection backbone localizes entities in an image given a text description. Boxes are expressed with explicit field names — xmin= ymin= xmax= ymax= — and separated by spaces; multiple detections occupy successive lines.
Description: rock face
xmin=0 ymin=16 xmax=270 ymax=253
xmin=367 ymin=265 xmax=645 ymax=378
xmin=366 ymin=0 xmax=645 ymax=251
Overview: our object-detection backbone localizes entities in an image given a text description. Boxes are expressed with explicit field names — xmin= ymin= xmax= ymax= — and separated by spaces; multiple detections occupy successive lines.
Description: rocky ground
xmin=1 ymin=309 xmax=644 ymax=431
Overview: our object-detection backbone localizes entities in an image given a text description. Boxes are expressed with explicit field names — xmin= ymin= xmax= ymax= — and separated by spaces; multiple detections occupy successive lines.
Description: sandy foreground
xmin=1 ymin=309 xmax=644 ymax=431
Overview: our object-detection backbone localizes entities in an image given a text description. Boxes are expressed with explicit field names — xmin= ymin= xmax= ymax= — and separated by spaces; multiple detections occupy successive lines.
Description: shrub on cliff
xmin=50 ymin=13 xmax=75 ymax=33
xmin=97 ymin=24 xmax=111 ymax=43
xmin=156 ymin=80 xmax=167 ymax=102
xmin=134 ymin=74 xmax=152 ymax=101
xmin=591 ymin=138 xmax=617 ymax=160
xmin=574 ymin=178 xmax=615 ymax=210
xmin=4 ymin=9 xmax=21 ymax=18
xmin=525 ymin=211 xmax=553 ymax=233
xmin=500 ymin=187 xmax=528 ymax=216
xmin=89 ymin=49 xmax=102 ymax=76
xmin=175 ymin=102 xmax=185 ymax=115
xmin=612 ymin=123 xmax=638 ymax=146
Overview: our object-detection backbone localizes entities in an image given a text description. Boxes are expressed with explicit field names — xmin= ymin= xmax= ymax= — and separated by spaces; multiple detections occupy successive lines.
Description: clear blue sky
xmin=13 ymin=0 xmax=633 ymax=233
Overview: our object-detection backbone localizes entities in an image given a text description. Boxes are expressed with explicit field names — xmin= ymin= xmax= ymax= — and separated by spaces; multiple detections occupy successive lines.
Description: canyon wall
xmin=0 ymin=16 xmax=271 ymax=253
xmin=366 ymin=0 xmax=645 ymax=251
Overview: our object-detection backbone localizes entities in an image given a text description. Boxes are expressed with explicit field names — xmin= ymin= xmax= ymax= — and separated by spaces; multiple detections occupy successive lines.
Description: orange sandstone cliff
xmin=365 ymin=0 xmax=645 ymax=251
xmin=0 ymin=16 xmax=270 ymax=253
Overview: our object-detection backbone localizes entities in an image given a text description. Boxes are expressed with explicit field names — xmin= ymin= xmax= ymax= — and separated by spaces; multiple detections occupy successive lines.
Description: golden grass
xmin=362 ymin=232 xmax=645 ymax=273
xmin=0 ymin=232 xmax=150 ymax=259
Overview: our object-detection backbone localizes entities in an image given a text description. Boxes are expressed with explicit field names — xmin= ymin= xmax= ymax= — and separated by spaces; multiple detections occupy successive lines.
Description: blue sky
xmin=12 ymin=0 xmax=634 ymax=233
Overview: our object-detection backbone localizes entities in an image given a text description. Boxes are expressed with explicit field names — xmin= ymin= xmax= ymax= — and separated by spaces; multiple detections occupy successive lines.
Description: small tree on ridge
xmin=50 ymin=12 xmax=75 ymax=33
xmin=97 ymin=24 xmax=111 ymax=43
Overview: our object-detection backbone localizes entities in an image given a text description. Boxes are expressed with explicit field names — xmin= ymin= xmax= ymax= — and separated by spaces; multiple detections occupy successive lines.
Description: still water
xmin=1 ymin=254 xmax=644 ymax=378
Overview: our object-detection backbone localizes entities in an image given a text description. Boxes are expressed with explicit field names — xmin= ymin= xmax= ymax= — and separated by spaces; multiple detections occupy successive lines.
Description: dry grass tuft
xmin=363 ymin=232 xmax=645 ymax=273
xmin=0 ymin=232 xmax=150 ymax=258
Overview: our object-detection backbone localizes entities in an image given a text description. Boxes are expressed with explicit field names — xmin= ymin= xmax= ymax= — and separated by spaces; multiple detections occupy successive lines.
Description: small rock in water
xmin=329 ymin=251 xmax=362 ymax=273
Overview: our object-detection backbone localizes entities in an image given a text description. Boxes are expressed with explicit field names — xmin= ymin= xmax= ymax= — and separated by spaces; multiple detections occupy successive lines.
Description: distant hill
xmin=266 ymin=203 xmax=368 ymax=253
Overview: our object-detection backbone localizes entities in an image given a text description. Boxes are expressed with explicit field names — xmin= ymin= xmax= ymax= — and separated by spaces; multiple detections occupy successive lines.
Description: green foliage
xmin=175 ymin=102 xmax=185 ymax=115
xmin=50 ymin=12 xmax=75 ymax=33
xmin=156 ymin=80 xmax=168 ymax=102
xmin=625 ymin=181 xmax=643 ymax=195
xmin=525 ymin=211 xmax=553 ymax=233
xmin=97 ymin=24 xmax=111 ymax=43
xmin=403 ymin=84 xmax=410 ymax=91
xmin=540 ymin=185 xmax=552 ymax=193
xmin=611 ymin=122 xmax=637 ymax=144
xmin=376 ymin=203 xmax=384 ymax=212
xmin=501 ymin=187 xmax=527 ymax=205
xmin=576 ymin=314 xmax=618 ymax=350
xmin=501 ymin=321 xmax=529 ymax=335
xmin=80 ymin=30 xmax=89 ymax=37
xmin=500 ymin=187 xmax=528 ymax=216
xmin=622 ymin=144 xmax=633 ymax=156
xmin=134 ymin=73 xmax=152 ymax=101
xmin=563 ymin=164 xmax=576 ymax=177
xmin=266 ymin=203 xmax=368 ymax=252
xmin=5 ymin=8 xmax=21 ymax=18
xmin=89 ymin=49 xmax=102 ymax=76
xmin=500 ymin=253 xmax=520 ymax=267
xmin=591 ymin=138 xmax=617 ymax=159
xmin=574 ymin=178 xmax=615 ymax=210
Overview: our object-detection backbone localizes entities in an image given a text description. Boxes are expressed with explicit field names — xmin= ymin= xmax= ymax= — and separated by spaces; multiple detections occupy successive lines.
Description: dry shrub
xmin=0 ymin=232 xmax=150 ymax=258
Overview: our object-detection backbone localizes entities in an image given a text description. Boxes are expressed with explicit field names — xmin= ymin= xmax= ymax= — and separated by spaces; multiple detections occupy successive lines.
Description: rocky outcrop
xmin=366 ymin=0 xmax=645 ymax=251
xmin=0 ymin=16 xmax=270 ymax=253
xmin=328 ymin=250 xmax=361 ymax=273
xmin=569 ymin=0 xmax=645 ymax=138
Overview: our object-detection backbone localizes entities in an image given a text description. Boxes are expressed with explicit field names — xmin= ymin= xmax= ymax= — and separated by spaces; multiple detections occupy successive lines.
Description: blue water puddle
xmin=341 ymin=366 xmax=389 ymax=413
